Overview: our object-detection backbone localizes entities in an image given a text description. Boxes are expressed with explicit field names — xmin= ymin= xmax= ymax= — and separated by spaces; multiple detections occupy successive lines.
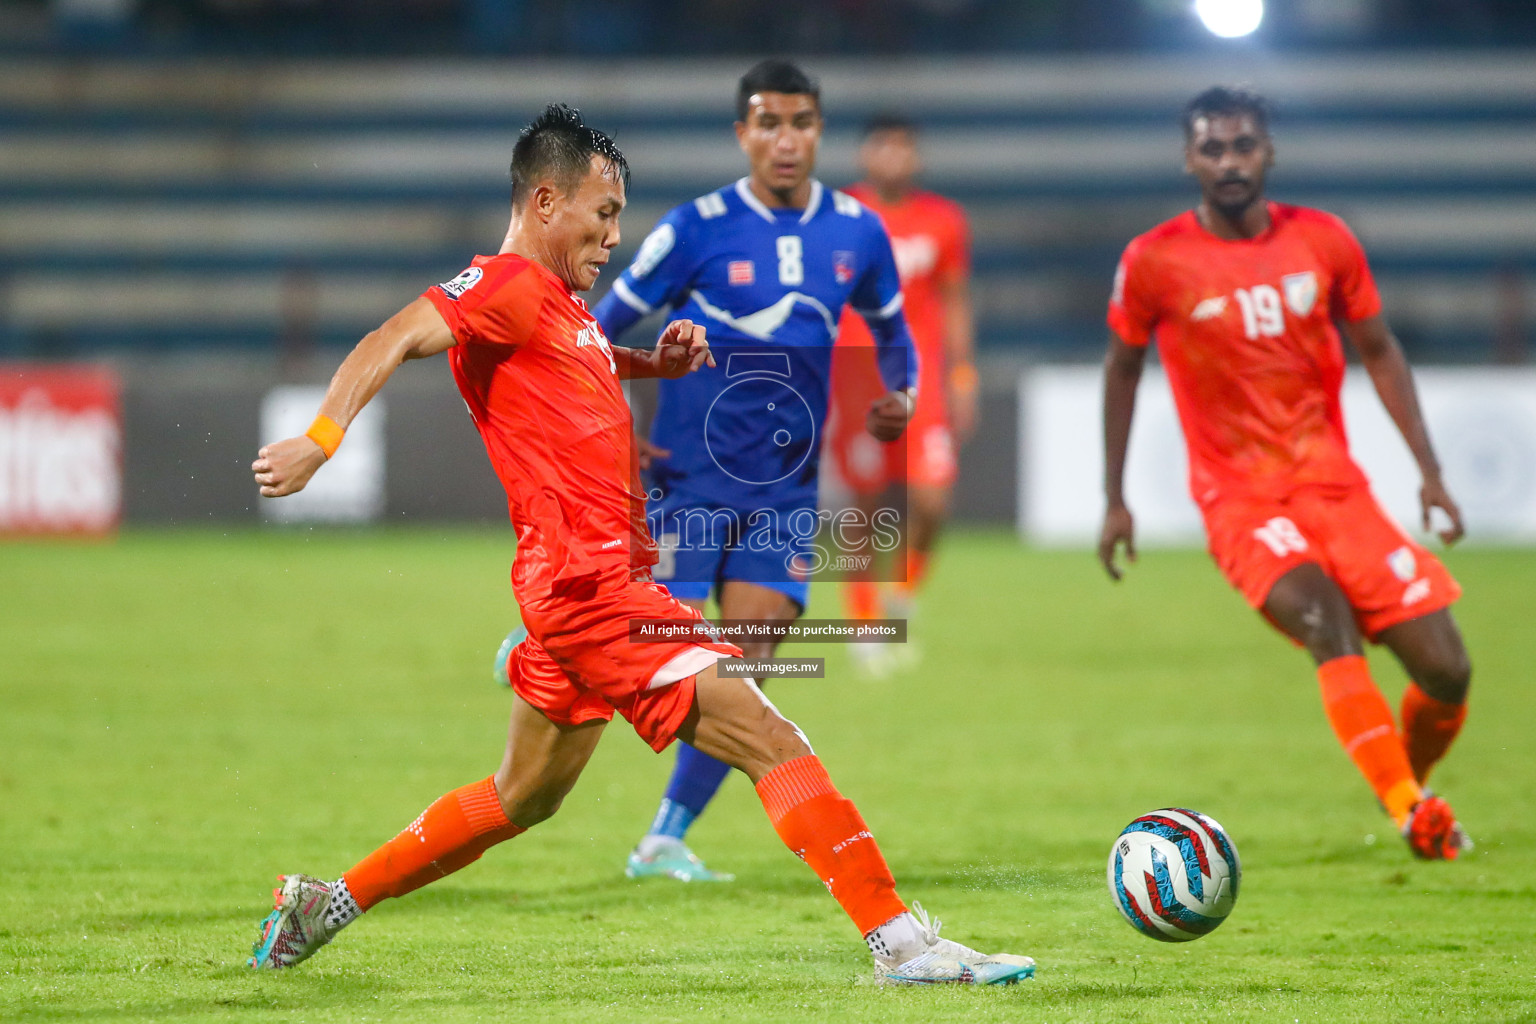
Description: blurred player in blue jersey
xmin=595 ymin=59 xmax=918 ymax=882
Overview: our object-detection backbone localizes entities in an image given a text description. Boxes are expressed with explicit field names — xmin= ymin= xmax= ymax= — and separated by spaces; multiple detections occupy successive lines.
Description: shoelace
xmin=909 ymin=901 xmax=989 ymax=960
xmin=909 ymin=901 xmax=943 ymax=946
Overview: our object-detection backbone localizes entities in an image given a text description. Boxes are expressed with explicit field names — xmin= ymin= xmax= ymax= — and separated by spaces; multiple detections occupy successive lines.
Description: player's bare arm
xmin=866 ymin=387 xmax=916 ymax=442
xmin=613 ymin=319 xmax=716 ymax=380
xmin=938 ymin=273 xmax=979 ymax=440
xmin=252 ymin=297 xmax=455 ymax=498
xmin=1342 ymin=314 xmax=1464 ymax=544
xmin=1099 ymin=332 xmax=1148 ymax=580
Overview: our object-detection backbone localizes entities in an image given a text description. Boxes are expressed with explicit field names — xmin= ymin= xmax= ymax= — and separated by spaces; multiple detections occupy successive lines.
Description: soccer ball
xmin=1107 ymin=807 xmax=1241 ymax=942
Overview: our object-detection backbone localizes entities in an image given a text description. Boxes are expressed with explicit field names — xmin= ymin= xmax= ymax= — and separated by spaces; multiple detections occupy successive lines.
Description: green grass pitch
xmin=3 ymin=528 xmax=1533 ymax=1023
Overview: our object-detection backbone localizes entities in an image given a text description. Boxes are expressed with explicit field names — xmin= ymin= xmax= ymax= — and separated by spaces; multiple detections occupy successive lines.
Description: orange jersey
xmin=425 ymin=255 xmax=654 ymax=602
xmin=836 ymin=185 xmax=970 ymax=419
xmin=1107 ymin=203 xmax=1382 ymax=507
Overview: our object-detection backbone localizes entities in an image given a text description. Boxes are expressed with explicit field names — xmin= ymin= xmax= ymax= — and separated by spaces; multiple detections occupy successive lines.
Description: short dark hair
xmin=863 ymin=112 xmax=917 ymax=138
xmin=736 ymin=58 xmax=820 ymax=121
xmin=1182 ymin=85 xmax=1272 ymax=140
xmin=509 ymin=103 xmax=629 ymax=209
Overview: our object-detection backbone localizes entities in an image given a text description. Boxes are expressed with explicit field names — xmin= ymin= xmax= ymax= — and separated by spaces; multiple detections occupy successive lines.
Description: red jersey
xmin=1107 ymin=202 xmax=1382 ymax=507
xmin=835 ymin=185 xmax=970 ymax=419
xmin=425 ymin=254 xmax=655 ymax=601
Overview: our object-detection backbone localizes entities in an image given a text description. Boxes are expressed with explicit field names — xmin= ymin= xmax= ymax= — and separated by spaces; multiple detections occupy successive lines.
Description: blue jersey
xmin=595 ymin=177 xmax=917 ymax=514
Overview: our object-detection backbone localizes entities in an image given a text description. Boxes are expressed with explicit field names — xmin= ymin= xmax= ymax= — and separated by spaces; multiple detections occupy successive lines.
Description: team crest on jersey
xmin=1387 ymin=545 xmax=1418 ymax=582
xmin=728 ymin=260 xmax=755 ymax=285
xmin=631 ymin=223 xmax=676 ymax=280
xmin=1283 ymin=271 xmax=1318 ymax=317
xmin=1190 ymin=295 xmax=1229 ymax=321
xmin=833 ymin=250 xmax=857 ymax=285
xmin=439 ymin=266 xmax=483 ymax=300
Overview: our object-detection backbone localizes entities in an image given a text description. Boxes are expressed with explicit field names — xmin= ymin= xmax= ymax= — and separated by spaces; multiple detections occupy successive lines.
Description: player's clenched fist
xmin=650 ymin=319 xmax=715 ymax=379
xmin=252 ymin=436 xmax=327 ymax=498
xmin=866 ymin=388 xmax=914 ymax=442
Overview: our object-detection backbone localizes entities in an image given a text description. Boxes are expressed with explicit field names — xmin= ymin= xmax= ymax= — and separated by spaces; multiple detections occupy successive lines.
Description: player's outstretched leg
xmin=249 ymin=775 xmax=524 ymax=969
xmin=250 ymin=697 xmax=603 ymax=968
xmin=626 ymin=744 xmax=735 ymax=882
xmin=680 ymin=665 xmax=1035 ymax=985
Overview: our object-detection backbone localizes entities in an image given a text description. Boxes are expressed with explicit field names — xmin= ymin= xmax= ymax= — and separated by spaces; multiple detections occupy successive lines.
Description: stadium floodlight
xmin=1194 ymin=0 xmax=1263 ymax=38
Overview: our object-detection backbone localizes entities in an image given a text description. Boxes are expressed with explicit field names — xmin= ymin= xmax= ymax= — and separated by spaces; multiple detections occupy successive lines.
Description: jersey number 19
xmin=1233 ymin=285 xmax=1284 ymax=339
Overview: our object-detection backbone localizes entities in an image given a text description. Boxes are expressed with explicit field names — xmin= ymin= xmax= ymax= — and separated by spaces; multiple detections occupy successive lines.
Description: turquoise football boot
xmin=625 ymin=837 xmax=735 ymax=882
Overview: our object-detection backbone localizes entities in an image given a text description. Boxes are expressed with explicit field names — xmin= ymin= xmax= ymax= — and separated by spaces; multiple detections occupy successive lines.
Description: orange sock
xmin=1400 ymin=683 xmax=1467 ymax=785
xmin=845 ymin=579 xmax=880 ymax=621
xmin=1317 ymin=656 xmax=1422 ymax=825
xmin=901 ymin=550 xmax=930 ymax=597
xmin=343 ymin=776 xmax=525 ymax=911
xmin=756 ymin=755 xmax=908 ymax=936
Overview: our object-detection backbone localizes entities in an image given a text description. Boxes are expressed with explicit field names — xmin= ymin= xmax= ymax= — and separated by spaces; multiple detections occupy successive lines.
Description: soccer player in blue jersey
xmin=595 ymin=59 xmax=918 ymax=882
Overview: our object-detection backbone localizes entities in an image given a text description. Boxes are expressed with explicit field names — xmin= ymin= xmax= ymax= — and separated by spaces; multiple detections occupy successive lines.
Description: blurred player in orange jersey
xmin=828 ymin=115 xmax=976 ymax=669
xmin=243 ymin=104 xmax=1033 ymax=986
xmin=1101 ymin=86 xmax=1473 ymax=861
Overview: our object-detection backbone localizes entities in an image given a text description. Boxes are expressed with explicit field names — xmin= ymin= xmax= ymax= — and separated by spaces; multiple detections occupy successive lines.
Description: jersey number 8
xmin=777 ymin=236 xmax=804 ymax=286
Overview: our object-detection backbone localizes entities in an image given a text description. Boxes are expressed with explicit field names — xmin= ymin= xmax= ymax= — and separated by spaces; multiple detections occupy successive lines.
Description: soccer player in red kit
xmin=245 ymin=105 xmax=1033 ymax=985
xmin=828 ymin=115 xmax=976 ymax=663
xmin=1100 ymin=87 xmax=1472 ymax=860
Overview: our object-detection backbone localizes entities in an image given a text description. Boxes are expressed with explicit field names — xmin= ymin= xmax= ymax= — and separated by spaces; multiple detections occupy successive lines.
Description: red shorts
xmin=506 ymin=567 xmax=741 ymax=751
xmin=828 ymin=339 xmax=957 ymax=495
xmin=836 ymin=416 xmax=957 ymax=494
xmin=1202 ymin=485 xmax=1461 ymax=641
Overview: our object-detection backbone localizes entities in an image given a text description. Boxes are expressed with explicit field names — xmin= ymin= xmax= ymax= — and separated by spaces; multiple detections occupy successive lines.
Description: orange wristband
xmin=305 ymin=414 xmax=345 ymax=459
xmin=949 ymin=362 xmax=979 ymax=394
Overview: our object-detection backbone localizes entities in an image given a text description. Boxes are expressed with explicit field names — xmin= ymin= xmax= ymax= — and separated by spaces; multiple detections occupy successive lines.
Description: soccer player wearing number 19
xmin=1100 ymin=87 xmax=1474 ymax=861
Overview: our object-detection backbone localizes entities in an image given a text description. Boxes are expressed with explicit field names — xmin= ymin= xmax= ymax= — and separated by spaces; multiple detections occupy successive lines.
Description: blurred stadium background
xmin=2 ymin=0 xmax=1535 ymax=539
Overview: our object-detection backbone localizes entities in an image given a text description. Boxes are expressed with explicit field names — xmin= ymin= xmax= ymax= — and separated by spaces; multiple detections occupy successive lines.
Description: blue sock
xmin=646 ymin=744 xmax=734 ymax=839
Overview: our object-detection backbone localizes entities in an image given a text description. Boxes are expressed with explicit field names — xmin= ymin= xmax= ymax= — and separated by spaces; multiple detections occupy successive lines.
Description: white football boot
xmin=249 ymin=874 xmax=338 ymax=969
xmin=872 ymin=903 xmax=1035 ymax=986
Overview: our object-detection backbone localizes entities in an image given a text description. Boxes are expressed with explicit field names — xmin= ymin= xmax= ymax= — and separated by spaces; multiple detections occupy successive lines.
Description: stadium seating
xmin=1 ymin=55 xmax=1534 ymax=360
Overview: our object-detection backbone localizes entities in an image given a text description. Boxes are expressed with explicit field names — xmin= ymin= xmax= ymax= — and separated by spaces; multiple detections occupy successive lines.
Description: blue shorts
xmin=648 ymin=497 xmax=813 ymax=611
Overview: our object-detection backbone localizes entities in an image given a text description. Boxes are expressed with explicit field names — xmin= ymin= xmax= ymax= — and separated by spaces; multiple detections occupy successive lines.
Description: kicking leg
xmin=251 ymin=695 xmax=605 ymax=968
xmin=1378 ymin=609 xmax=1471 ymax=785
xmin=677 ymin=664 xmax=1034 ymax=985
xmin=629 ymin=583 xmax=798 ymax=881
